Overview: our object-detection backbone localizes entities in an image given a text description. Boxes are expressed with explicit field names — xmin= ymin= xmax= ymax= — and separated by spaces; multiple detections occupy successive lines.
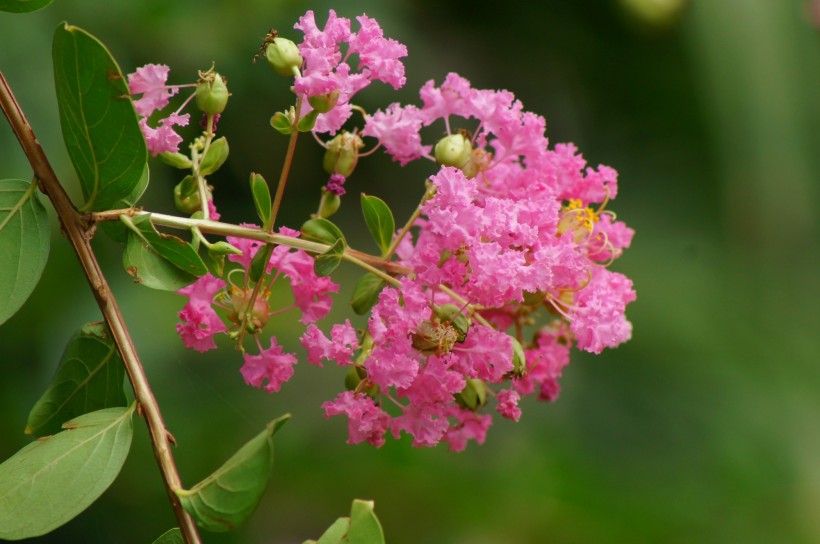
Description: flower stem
xmin=0 ymin=72 xmax=202 ymax=544
xmin=384 ymin=182 xmax=434 ymax=260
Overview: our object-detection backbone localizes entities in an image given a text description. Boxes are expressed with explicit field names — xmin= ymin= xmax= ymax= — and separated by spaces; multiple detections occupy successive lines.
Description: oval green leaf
xmin=301 ymin=217 xmax=345 ymax=246
xmin=0 ymin=0 xmax=53 ymax=13
xmin=351 ymin=272 xmax=386 ymax=315
xmin=123 ymin=215 xmax=207 ymax=277
xmin=347 ymin=499 xmax=385 ymax=544
xmin=0 ymin=405 xmax=134 ymax=540
xmin=177 ymin=414 xmax=290 ymax=532
xmin=152 ymin=528 xmax=183 ymax=544
xmin=314 ymin=238 xmax=345 ymax=277
xmin=249 ymin=173 xmax=272 ymax=230
xmin=123 ymin=230 xmax=197 ymax=291
xmin=0 ymin=179 xmax=50 ymax=326
xmin=304 ymin=517 xmax=350 ymax=544
xmin=53 ymin=23 xmax=148 ymax=211
xmin=199 ymin=137 xmax=229 ymax=176
xmin=26 ymin=322 xmax=127 ymax=437
xmin=360 ymin=194 xmax=395 ymax=257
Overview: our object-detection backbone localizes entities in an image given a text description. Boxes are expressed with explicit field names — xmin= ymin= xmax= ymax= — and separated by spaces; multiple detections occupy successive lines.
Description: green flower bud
xmin=195 ymin=71 xmax=229 ymax=115
xmin=173 ymin=175 xmax=201 ymax=214
xmin=318 ymin=189 xmax=341 ymax=219
xmin=308 ymin=89 xmax=340 ymax=113
xmin=510 ymin=336 xmax=527 ymax=378
xmin=323 ymin=131 xmax=364 ymax=178
xmin=434 ymin=133 xmax=472 ymax=169
xmin=455 ymin=378 xmax=488 ymax=411
xmin=158 ymin=151 xmax=193 ymax=170
xmin=265 ymin=37 xmax=303 ymax=77
xmin=199 ymin=137 xmax=229 ymax=176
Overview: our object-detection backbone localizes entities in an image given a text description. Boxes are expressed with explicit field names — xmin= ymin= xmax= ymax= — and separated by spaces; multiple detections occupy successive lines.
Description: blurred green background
xmin=2 ymin=0 xmax=819 ymax=542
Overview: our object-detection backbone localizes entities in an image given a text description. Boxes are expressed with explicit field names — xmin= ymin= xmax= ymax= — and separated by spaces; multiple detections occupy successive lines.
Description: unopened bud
xmin=173 ymin=175 xmax=201 ymax=214
xmin=196 ymin=71 xmax=229 ymax=115
xmin=265 ymin=37 xmax=303 ymax=77
xmin=318 ymin=188 xmax=341 ymax=219
xmin=455 ymin=378 xmax=487 ymax=411
xmin=323 ymin=132 xmax=364 ymax=178
xmin=308 ymin=89 xmax=340 ymax=113
xmin=434 ymin=133 xmax=472 ymax=169
xmin=159 ymin=151 xmax=193 ymax=170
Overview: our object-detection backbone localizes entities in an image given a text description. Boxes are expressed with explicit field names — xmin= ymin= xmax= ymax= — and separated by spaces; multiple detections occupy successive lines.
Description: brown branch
xmin=0 ymin=72 xmax=202 ymax=544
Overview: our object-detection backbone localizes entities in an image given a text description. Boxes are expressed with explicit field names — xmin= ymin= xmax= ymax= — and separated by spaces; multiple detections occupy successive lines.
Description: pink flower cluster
xmin=127 ymin=64 xmax=190 ymax=155
xmin=176 ymin=226 xmax=338 ymax=393
xmin=308 ymin=73 xmax=635 ymax=450
xmin=293 ymin=10 xmax=407 ymax=134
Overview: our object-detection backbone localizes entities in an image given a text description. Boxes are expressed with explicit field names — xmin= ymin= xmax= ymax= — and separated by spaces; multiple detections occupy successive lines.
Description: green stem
xmin=342 ymin=253 xmax=401 ymax=287
xmin=384 ymin=183 xmax=434 ymax=259
xmin=192 ymin=116 xmax=215 ymax=221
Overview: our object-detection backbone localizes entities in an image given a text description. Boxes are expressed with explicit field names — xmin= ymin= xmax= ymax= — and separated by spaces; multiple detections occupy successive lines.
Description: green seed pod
xmin=173 ymin=175 xmax=201 ymax=214
xmin=323 ymin=131 xmax=364 ymax=178
xmin=199 ymin=137 xmax=229 ymax=176
xmin=195 ymin=72 xmax=229 ymax=115
xmin=434 ymin=133 xmax=472 ymax=169
xmin=265 ymin=37 xmax=303 ymax=77
xmin=318 ymin=189 xmax=341 ymax=219
xmin=455 ymin=378 xmax=487 ymax=411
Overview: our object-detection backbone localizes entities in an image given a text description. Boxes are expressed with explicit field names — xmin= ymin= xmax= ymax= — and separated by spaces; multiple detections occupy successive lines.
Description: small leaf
xmin=304 ymin=517 xmax=350 ymax=544
xmin=351 ymin=273 xmax=386 ymax=315
xmin=123 ymin=230 xmax=197 ymax=291
xmin=360 ymin=194 xmax=395 ymax=257
xmin=0 ymin=179 xmax=50 ymax=326
xmin=248 ymin=245 xmax=271 ymax=283
xmin=199 ymin=137 xmax=229 ymax=176
xmin=177 ymin=414 xmax=290 ymax=532
xmin=152 ymin=528 xmax=183 ymax=544
xmin=314 ymin=238 xmax=345 ymax=277
xmin=296 ymin=110 xmax=319 ymax=132
xmin=0 ymin=405 xmax=135 ymax=540
xmin=0 ymin=0 xmax=53 ymax=13
xmin=26 ymin=322 xmax=126 ymax=437
xmin=249 ymin=173 xmax=272 ymax=229
xmin=125 ymin=215 xmax=208 ymax=277
xmin=301 ymin=217 xmax=345 ymax=246
xmin=53 ymin=23 xmax=148 ymax=211
xmin=347 ymin=499 xmax=385 ymax=544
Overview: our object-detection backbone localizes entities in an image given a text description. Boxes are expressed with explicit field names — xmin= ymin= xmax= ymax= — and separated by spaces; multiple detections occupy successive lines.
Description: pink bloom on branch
xmin=176 ymin=274 xmax=227 ymax=352
xmin=139 ymin=113 xmax=190 ymax=156
xmin=300 ymin=321 xmax=358 ymax=366
xmin=240 ymin=338 xmax=297 ymax=393
xmin=128 ymin=63 xmax=179 ymax=117
xmin=322 ymin=391 xmax=391 ymax=447
xmin=496 ymin=389 xmax=522 ymax=421
xmin=442 ymin=407 xmax=492 ymax=452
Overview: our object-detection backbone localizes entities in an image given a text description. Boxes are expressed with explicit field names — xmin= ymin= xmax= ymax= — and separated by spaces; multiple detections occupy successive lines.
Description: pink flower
xmin=300 ymin=321 xmax=358 ymax=366
xmin=322 ymin=391 xmax=391 ymax=447
xmin=362 ymin=104 xmax=429 ymax=165
xmin=128 ymin=64 xmax=179 ymax=117
xmin=570 ymin=268 xmax=636 ymax=354
xmin=139 ymin=113 xmax=190 ymax=156
xmin=176 ymin=274 xmax=227 ymax=352
xmin=390 ymin=404 xmax=450 ymax=448
xmin=240 ymin=338 xmax=297 ymax=393
xmin=496 ymin=389 xmax=522 ymax=421
xmin=442 ymin=407 xmax=492 ymax=452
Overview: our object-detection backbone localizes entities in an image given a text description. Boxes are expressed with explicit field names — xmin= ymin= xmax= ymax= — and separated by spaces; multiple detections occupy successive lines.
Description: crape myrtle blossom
xmin=127 ymin=64 xmax=193 ymax=155
xmin=293 ymin=10 xmax=407 ymax=134
xmin=168 ymin=10 xmax=635 ymax=451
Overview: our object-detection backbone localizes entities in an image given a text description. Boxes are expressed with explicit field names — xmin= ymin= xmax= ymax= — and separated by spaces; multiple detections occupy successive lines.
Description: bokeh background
xmin=1 ymin=0 xmax=819 ymax=542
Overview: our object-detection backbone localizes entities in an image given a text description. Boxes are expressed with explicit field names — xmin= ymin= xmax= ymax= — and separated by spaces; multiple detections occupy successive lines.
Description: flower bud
xmin=318 ymin=189 xmax=341 ymax=219
xmin=196 ymin=72 xmax=229 ymax=115
xmin=323 ymin=131 xmax=364 ymax=178
xmin=434 ymin=133 xmax=472 ymax=169
xmin=265 ymin=37 xmax=303 ymax=77
xmin=308 ymin=89 xmax=340 ymax=113
xmin=158 ymin=151 xmax=193 ymax=170
xmin=174 ymin=175 xmax=201 ymax=214
xmin=455 ymin=378 xmax=487 ymax=411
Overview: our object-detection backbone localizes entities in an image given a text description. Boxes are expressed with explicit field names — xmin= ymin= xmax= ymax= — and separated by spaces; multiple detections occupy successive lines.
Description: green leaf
xmin=0 ymin=179 xmax=50 ymax=326
xmin=0 ymin=405 xmax=135 ymax=540
xmin=348 ymin=499 xmax=385 ymax=544
xmin=248 ymin=245 xmax=271 ymax=283
xmin=125 ymin=215 xmax=207 ymax=277
xmin=360 ymin=194 xmax=395 ymax=257
xmin=26 ymin=322 xmax=126 ymax=437
xmin=304 ymin=500 xmax=385 ymax=544
xmin=53 ymin=23 xmax=148 ymax=211
xmin=123 ymin=230 xmax=197 ymax=291
xmin=0 ymin=0 xmax=53 ymax=13
xmin=199 ymin=137 xmax=229 ymax=176
xmin=98 ymin=163 xmax=150 ymax=243
xmin=314 ymin=238 xmax=346 ymax=277
xmin=301 ymin=217 xmax=345 ymax=246
xmin=158 ymin=152 xmax=193 ymax=170
xmin=351 ymin=273 xmax=386 ymax=315
xmin=177 ymin=414 xmax=290 ymax=532
xmin=304 ymin=517 xmax=350 ymax=544
xmin=152 ymin=528 xmax=183 ymax=544
xmin=249 ymin=173 xmax=272 ymax=230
